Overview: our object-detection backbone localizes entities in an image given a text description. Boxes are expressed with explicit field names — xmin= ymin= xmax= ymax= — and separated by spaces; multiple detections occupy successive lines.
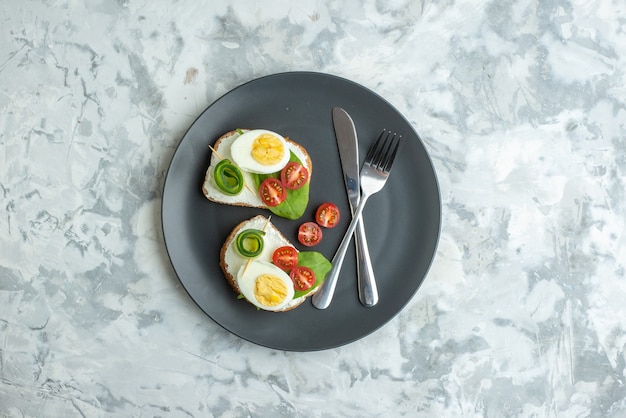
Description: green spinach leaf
xmin=293 ymin=251 xmax=332 ymax=298
xmin=251 ymin=152 xmax=309 ymax=220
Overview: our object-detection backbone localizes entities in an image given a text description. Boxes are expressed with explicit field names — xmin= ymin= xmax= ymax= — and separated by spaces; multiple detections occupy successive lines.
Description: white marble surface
xmin=2 ymin=0 xmax=626 ymax=416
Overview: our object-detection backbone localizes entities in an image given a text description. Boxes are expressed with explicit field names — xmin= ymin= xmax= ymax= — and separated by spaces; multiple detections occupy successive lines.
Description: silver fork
xmin=312 ymin=130 xmax=401 ymax=310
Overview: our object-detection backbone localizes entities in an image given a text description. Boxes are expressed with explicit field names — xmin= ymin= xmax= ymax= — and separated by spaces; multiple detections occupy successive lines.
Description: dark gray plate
xmin=162 ymin=72 xmax=441 ymax=351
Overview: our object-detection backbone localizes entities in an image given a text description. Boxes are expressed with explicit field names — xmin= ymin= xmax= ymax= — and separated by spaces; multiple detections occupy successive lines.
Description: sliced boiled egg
xmin=230 ymin=129 xmax=291 ymax=174
xmin=237 ymin=260 xmax=295 ymax=311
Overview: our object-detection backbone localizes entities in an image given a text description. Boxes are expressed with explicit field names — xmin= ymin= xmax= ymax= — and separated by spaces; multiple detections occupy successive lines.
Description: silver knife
xmin=331 ymin=107 xmax=378 ymax=307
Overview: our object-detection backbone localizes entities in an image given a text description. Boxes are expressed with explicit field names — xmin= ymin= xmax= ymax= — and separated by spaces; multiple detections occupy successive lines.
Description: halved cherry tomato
xmin=289 ymin=266 xmax=316 ymax=291
xmin=298 ymin=222 xmax=322 ymax=247
xmin=259 ymin=178 xmax=287 ymax=207
xmin=315 ymin=202 xmax=340 ymax=228
xmin=272 ymin=246 xmax=299 ymax=271
xmin=280 ymin=162 xmax=309 ymax=190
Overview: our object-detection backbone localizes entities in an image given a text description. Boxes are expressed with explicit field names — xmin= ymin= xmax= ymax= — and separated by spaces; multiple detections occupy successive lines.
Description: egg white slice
xmin=237 ymin=260 xmax=295 ymax=311
xmin=230 ymin=129 xmax=291 ymax=174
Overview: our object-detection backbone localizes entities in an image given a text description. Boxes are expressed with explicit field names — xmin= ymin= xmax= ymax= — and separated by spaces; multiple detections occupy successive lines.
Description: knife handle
xmin=355 ymin=218 xmax=378 ymax=307
xmin=313 ymin=196 xmax=369 ymax=309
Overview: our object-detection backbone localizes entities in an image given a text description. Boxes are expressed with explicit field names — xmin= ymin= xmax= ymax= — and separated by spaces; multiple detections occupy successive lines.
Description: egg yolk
xmin=254 ymin=274 xmax=288 ymax=307
xmin=251 ymin=133 xmax=285 ymax=166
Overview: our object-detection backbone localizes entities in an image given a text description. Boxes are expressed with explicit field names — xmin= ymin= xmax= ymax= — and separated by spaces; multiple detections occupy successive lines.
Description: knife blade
xmin=331 ymin=107 xmax=378 ymax=307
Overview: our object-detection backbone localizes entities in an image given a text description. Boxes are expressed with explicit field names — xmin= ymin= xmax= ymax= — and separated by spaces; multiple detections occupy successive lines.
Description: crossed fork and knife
xmin=312 ymin=107 xmax=401 ymax=310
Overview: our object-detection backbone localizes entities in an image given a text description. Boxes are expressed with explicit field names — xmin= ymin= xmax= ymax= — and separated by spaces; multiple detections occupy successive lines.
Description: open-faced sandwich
xmin=220 ymin=215 xmax=332 ymax=312
xmin=202 ymin=129 xmax=311 ymax=220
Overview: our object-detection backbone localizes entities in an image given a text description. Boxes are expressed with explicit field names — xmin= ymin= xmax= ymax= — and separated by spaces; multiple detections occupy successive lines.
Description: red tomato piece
xmin=280 ymin=162 xmax=309 ymax=190
xmin=272 ymin=246 xmax=299 ymax=271
xmin=259 ymin=178 xmax=287 ymax=207
xmin=315 ymin=202 xmax=341 ymax=228
xmin=290 ymin=266 xmax=316 ymax=291
xmin=297 ymin=222 xmax=323 ymax=247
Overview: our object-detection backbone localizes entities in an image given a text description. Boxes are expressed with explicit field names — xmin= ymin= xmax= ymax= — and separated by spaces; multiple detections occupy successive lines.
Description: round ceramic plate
xmin=162 ymin=72 xmax=441 ymax=351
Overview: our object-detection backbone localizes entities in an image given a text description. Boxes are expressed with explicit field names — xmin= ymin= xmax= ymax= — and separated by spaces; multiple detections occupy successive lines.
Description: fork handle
xmin=355 ymin=218 xmax=378 ymax=307
xmin=312 ymin=195 xmax=369 ymax=309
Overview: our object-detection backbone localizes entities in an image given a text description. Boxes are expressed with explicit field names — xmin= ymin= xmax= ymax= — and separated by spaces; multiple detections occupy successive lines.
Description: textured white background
xmin=1 ymin=0 xmax=625 ymax=416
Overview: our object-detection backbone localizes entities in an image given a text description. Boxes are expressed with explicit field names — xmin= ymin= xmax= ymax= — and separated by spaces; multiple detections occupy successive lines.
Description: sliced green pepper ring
xmin=214 ymin=159 xmax=244 ymax=195
xmin=235 ymin=229 xmax=265 ymax=258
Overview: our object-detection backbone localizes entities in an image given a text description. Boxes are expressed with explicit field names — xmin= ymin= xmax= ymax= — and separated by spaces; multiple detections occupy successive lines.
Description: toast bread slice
xmin=202 ymin=130 xmax=312 ymax=208
xmin=220 ymin=215 xmax=323 ymax=312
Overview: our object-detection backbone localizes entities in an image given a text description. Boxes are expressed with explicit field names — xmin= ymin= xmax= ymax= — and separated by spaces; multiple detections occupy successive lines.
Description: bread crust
xmin=219 ymin=215 xmax=253 ymax=295
xmin=202 ymin=129 xmax=312 ymax=207
xmin=219 ymin=215 xmax=321 ymax=312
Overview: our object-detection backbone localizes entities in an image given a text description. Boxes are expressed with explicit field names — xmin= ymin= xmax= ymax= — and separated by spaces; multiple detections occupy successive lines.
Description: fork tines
xmin=365 ymin=130 xmax=401 ymax=173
